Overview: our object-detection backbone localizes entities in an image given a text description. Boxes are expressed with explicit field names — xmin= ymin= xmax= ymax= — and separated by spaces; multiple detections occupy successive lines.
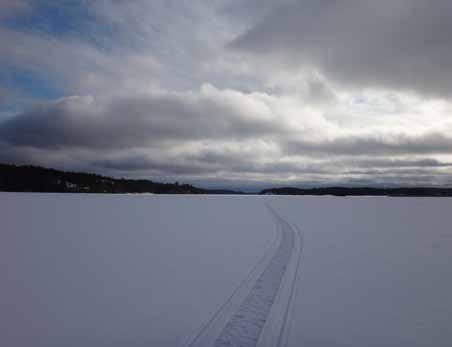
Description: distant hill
xmin=260 ymin=186 xmax=452 ymax=197
xmin=0 ymin=163 xmax=242 ymax=194
xmin=3 ymin=163 xmax=451 ymax=196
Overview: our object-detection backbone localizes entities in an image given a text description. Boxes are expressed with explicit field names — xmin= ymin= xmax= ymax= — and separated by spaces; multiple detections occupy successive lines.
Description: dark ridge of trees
xmin=3 ymin=163 xmax=451 ymax=196
xmin=0 ymin=163 xmax=242 ymax=194
xmin=259 ymin=186 xmax=452 ymax=197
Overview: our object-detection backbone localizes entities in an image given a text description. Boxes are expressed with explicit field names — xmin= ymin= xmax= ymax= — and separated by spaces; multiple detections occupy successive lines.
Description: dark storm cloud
xmin=285 ymin=132 xmax=452 ymax=157
xmin=186 ymin=149 xmax=452 ymax=176
xmin=94 ymin=154 xmax=325 ymax=177
xmin=0 ymin=92 xmax=287 ymax=150
xmin=95 ymin=154 xmax=219 ymax=175
xmin=114 ymin=155 xmax=452 ymax=177
xmin=187 ymin=150 xmax=325 ymax=175
xmin=350 ymin=158 xmax=452 ymax=168
xmin=232 ymin=0 xmax=452 ymax=96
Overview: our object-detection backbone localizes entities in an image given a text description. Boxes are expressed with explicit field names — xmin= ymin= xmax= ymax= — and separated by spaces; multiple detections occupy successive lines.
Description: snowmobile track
xmin=186 ymin=203 xmax=303 ymax=347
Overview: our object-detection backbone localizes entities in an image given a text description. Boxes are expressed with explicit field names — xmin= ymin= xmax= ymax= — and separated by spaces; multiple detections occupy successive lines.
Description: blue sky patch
xmin=2 ymin=0 xmax=95 ymax=38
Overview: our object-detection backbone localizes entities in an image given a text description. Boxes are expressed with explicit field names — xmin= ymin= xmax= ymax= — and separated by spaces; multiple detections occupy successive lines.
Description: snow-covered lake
xmin=2 ymin=193 xmax=452 ymax=347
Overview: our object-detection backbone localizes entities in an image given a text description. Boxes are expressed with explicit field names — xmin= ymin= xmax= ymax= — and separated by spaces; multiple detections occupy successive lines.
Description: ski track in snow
xmin=212 ymin=205 xmax=299 ymax=347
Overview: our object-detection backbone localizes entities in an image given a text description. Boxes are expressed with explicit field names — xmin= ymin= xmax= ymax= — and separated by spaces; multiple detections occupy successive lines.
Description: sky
xmin=1 ymin=0 xmax=452 ymax=189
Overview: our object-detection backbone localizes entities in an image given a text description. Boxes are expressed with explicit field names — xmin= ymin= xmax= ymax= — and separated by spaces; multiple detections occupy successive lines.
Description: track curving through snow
xmin=186 ymin=203 xmax=303 ymax=347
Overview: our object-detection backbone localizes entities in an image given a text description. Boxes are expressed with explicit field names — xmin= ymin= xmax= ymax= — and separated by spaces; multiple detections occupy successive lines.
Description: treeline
xmin=0 ymin=163 xmax=240 ymax=194
xmin=3 ymin=163 xmax=452 ymax=196
xmin=259 ymin=186 xmax=452 ymax=197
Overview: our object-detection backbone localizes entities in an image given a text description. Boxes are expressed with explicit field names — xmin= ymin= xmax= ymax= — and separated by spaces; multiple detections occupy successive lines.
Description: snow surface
xmin=2 ymin=193 xmax=452 ymax=347
xmin=271 ymin=196 xmax=452 ymax=347
xmin=213 ymin=206 xmax=298 ymax=347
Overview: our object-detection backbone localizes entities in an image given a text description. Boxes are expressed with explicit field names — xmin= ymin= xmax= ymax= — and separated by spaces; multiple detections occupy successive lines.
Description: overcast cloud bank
xmin=1 ymin=0 xmax=452 ymax=187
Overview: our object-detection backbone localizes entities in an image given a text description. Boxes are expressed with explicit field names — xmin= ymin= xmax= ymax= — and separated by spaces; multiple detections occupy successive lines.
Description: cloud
xmin=0 ymin=1 xmax=240 ymax=95
xmin=0 ymin=27 xmax=160 ymax=96
xmin=2 ymin=82 xmax=452 ymax=186
xmin=0 ymin=86 xmax=10 ymax=107
xmin=231 ymin=0 xmax=452 ymax=97
xmin=95 ymin=153 xmax=220 ymax=175
xmin=2 ymin=1 xmax=452 ymax=187
xmin=285 ymin=132 xmax=452 ymax=157
xmin=0 ymin=85 xmax=290 ymax=150
xmin=0 ymin=0 xmax=31 ymax=19
xmin=345 ymin=158 xmax=452 ymax=169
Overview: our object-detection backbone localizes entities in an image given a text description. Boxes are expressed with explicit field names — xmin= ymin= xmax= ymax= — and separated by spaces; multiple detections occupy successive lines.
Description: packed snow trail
xmin=186 ymin=203 xmax=302 ymax=347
